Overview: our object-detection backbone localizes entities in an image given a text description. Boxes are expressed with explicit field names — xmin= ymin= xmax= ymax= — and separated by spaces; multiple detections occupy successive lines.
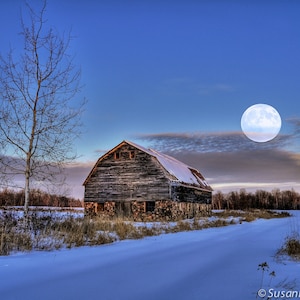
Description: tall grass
xmin=278 ymin=231 xmax=300 ymax=260
xmin=277 ymin=211 xmax=300 ymax=260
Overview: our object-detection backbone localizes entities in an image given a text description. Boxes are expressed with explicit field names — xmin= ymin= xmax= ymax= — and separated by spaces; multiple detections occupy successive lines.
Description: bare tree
xmin=0 ymin=1 xmax=85 ymax=221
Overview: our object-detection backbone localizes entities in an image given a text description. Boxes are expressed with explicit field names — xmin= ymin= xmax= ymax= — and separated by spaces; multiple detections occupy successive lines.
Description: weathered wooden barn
xmin=83 ymin=140 xmax=212 ymax=220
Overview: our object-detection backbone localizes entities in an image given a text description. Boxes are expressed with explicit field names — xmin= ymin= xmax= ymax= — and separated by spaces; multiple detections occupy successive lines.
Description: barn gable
xmin=84 ymin=140 xmax=212 ymax=191
xmin=83 ymin=140 xmax=212 ymax=220
xmin=84 ymin=141 xmax=172 ymax=203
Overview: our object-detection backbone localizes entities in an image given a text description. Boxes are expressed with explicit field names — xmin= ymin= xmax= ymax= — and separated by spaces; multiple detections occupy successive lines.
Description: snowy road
xmin=0 ymin=213 xmax=299 ymax=300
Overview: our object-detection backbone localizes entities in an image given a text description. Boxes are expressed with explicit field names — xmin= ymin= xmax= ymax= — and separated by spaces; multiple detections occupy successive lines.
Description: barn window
xmin=145 ymin=201 xmax=155 ymax=212
xmin=130 ymin=151 xmax=135 ymax=159
xmin=97 ymin=203 xmax=104 ymax=212
xmin=114 ymin=152 xmax=120 ymax=160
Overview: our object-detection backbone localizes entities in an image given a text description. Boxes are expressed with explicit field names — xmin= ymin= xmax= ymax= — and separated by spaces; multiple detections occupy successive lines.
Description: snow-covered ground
xmin=0 ymin=212 xmax=299 ymax=300
xmin=0 ymin=207 xmax=84 ymax=221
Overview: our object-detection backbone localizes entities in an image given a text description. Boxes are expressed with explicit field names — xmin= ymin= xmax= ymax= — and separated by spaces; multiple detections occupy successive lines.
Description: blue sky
xmin=1 ymin=0 xmax=300 ymax=198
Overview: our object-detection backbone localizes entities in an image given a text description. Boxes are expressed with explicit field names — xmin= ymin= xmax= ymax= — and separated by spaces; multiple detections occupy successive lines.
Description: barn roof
xmin=83 ymin=140 xmax=212 ymax=191
xmin=125 ymin=141 xmax=211 ymax=189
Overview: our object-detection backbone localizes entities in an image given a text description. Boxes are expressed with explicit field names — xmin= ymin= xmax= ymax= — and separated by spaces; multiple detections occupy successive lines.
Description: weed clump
xmin=279 ymin=233 xmax=300 ymax=259
xmin=0 ymin=212 xmax=32 ymax=255
xmin=286 ymin=238 xmax=300 ymax=256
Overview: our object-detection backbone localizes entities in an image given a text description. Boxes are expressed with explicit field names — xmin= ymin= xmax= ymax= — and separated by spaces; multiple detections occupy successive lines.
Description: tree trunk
xmin=24 ymin=159 xmax=31 ymax=227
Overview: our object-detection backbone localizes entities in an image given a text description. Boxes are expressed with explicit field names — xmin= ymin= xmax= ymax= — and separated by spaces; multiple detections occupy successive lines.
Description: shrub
xmin=176 ymin=220 xmax=192 ymax=231
xmin=284 ymin=233 xmax=300 ymax=257
xmin=0 ymin=229 xmax=32 ymax=255
xmin=277 ymin=232 xmax=300 ymax=260
xmin=113 ymin=221 xmax=140 ymax=240
xmin=286 ymin=238 xmax=300 ymax=256
xmin=210 ymin=219 xmax=228 ymax=227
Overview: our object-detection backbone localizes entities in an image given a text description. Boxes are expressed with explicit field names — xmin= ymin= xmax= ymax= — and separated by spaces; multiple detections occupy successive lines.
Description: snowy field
xmin=0 ymin=206 xmax=84 ymax=220
xmin=0 ymin=212 xmax=300 ymax=300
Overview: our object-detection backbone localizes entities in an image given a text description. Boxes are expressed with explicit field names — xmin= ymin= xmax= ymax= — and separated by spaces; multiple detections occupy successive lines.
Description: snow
xmin=0 ymin=212 xmax=300 ymax=300
xmin=0 ymin=207 xmax=84 ymax=220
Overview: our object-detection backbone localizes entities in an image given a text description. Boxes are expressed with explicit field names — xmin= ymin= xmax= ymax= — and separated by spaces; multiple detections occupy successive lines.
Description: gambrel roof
xmin=83 ymin=140 xmax=212 ymax=191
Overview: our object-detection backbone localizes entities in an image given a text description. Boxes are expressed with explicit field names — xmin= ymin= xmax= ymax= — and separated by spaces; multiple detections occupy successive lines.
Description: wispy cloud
xmin=0 ymin=158 xmax=93 ymax=200
xmin=174 ymin=149 xmax=299 ymax=178
xmin=137 ymin=131 xmax=291 ymax=153
xmin=63 ymin=162 xmax=94 ymax=199
xmin=136 ymin=125 xmax=300 ymax=192
xmin=161 ymin=78 xmax=235 ymax=96
xmin=94 ymin=149 xmax=110 ymax=155
xmin=195 ymin=83 xmax=235 ymax=95
xmin=212 ymin=181 xmax=300 ymax=193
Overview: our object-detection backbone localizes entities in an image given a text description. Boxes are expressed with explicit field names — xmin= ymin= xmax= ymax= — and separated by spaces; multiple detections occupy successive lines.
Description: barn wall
xmin=84 ymin=200 xmax=211 ymax=221
xmin=84 ymin=144 xmax=171 ymax=203
xmin=171 ymin=185 xmax=212 ymax=204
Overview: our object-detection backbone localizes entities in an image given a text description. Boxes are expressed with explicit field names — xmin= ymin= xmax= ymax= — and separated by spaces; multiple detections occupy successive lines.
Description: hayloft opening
xmin=130 ymin=151 xmax=135 ymax=159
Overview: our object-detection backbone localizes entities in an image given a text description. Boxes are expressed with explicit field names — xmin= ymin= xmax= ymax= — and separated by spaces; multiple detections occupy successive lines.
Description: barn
xmin=83 ymin=140 xmax=213 ymax=220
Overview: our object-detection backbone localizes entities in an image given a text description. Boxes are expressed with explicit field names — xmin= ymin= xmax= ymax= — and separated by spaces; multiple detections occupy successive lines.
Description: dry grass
xmin=0 ymin=208 xmax=291 ymax=256
xmin=277 ymin=232 xmax=300 ymax=260
xmin=0 ymin=230 xmax=32 ymax=255
xmin=212 ymin=210 xmax=290 ymax=222
xmin=285 ymin=237 xmax=300 ymax=257
xmin=0 ymin=212 xmax=116 ymax=255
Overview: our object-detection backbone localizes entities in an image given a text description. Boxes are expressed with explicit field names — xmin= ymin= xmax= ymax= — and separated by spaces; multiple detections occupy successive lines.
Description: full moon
xmin=241 ymin=104 xmax=282 ymax=143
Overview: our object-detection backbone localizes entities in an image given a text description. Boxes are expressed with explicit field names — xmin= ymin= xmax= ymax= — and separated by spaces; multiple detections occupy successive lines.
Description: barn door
xmin=115 ymin=201 xmax=132 ymax=218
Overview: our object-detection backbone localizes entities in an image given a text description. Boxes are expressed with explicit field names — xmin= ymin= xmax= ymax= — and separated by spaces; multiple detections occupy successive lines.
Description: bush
xmin=0 ymin=227 xmax=32 ymax=255
xmin=277 ymin=232 xmax=300 ymax=260
xmin=286 ymin=238 xmax=300 ymax=256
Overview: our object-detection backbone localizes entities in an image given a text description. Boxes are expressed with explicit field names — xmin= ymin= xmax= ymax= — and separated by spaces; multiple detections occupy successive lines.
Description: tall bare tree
xmin=0 ymin=1 xmax=84 ymax=220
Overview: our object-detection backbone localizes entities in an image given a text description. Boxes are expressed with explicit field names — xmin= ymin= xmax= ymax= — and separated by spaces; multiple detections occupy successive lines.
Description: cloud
xmin=174 ymin=149 xmax=299 ymax=179
xmin=0 ymin=158 xmax=94 ymax=200
xmin=165 ymin=150 xmax=300 ymax=193
xmin=94 ymin=149 xmax=109 ymax=155
xmin=137 ymin=131 xmax=291 ymax=153
xmin=161 ymin=78 xmax=235 ymax=96
xmin=196 ymin=83 xmax=235 ymax=95
xmin=287 ymin=118 xmax=300 ymax=141
xmin=136 ymin=129 xmax=300 ymax=193
xmin=288 ymin=117 xmax=300 ymax=129
xmin=62 ymin=161 xmax=94 ymax=199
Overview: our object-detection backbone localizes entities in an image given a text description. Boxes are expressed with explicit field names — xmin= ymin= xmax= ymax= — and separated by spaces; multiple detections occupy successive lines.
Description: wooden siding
xmin=84 ymin=143 xmax=171 ymax=203
xmin=171 ymin=184 xmax=212 ymax=203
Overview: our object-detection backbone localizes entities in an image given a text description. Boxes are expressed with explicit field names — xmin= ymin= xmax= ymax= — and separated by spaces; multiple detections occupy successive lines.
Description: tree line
xmin=212 ymin=189 xmax=300 ymax=210
xmin=1 ymin=187 xmax=299 ymax=210
xmin=0 ymin=188 xmax=82 ymax=208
